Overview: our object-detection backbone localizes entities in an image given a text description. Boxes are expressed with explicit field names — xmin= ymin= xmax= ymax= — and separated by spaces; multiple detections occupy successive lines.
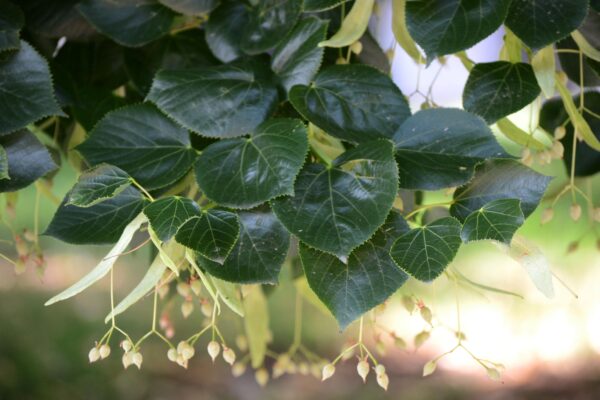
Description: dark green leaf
xmin=70 ymin=87 xmax=128 ymax=131
xmin=77 ymin=103 xmax=197 ymax=190
xmin=158 ymin=0 xmax=218 ymax=14
xmin=271 ymin=140 xmax=398 ymax=257
xmin=18 ymin=0 xmax=95 ymax=40
xmin=0 ymin=145 xmax=7 ymax=180
xmin=0 ymin=0 xmax=24 ymax=52
xmin=304 ymin=0 xmax=349 ymax=12
xmin=78 ymin=0 xmax=176 ymax=47
xmin=300 ymin=212 xmax=409 ymax=329
xmin=462 ymin=62 xmax=541 ymax=124
xmin=241 ymin=0 xmax=302 ymax=55
xmin=289 ymin=65 xmax=410 ymax=143
xmin=144 ymin=196 xmax=201 ymax=242
xmin=393 ymin=108 xmax=509 ymax=190
xmin=175 ymin=209 xmax=239 ymax=262
xmin=390 ymin=217 xmax=462 ymax=282
xmin=271 ymin=17 xmax=328 ymax=93
xmin=450 ymin=160 xmax=551 ymax=221
xmin=505 ymin=0 xmax=588 ymax=49
xmin=45 ymin=186 xmax=148 ymax=245
xmin=557 ymin=36 xmax=600 ymax=88
xmin=0 ymin=41 xmax=63 ymax=135
xmin=147 ymin=60 xmax=278 ymax=138
xmin=195 ymin=118 xmax=308 ymax=209
xmin=0 ymin=130 xmax=56 ymax=193
xmin=67 ymin=164 xmax=132 ymax=207
xmin=204 ymin=1 xmax=249 ymax=62
xmin=461 ymin=199 xmax=524 ymax=244
xmin=198 ymin=209 xmax=290 ymax=284
xmin=405 ymin=0 xmax=511 ymax=60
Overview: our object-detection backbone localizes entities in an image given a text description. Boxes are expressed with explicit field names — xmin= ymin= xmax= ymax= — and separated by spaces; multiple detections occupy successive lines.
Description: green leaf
xmin=195 ymin=119 xmax=308 ymax=209
xmin=211 ymin=276 xmax=244 ymax=317
xmin=76 ymin=103 xmax=197 ymax=190
xmin=18 ymin=0 xmax=95 ymax=40
xmin=505 ymin=0 xmax=588 ymax=49
xmin=271 ymin=17 xmax=328 ymax=93
xmin=158 ymin=0 xmax=218 ymax=14
xmin=271 ymin=140 xmax=398 ymax=257
xmin=300 ymin=212 xmax=410 ymax=329
xmin=393 ymin=108 xmax=509 ymax=190
xmin=241 ymin=0 xmax=302 ymax=54
xmin=405 ymin=0 xmax=511 ymax=61
xmin=0 ymin=130 xmax=56 ymax=193
xmin=70 ymin=87 xmax=128 ymax=131
xmin=462 ymin=62 xmax=541 ymax=124
xmin=390 ymin=217 xmax=462 ymax=282
xmin=0 ymin=145 xmax=8 ymax=180
xmin=289 ymin=65 xmax=411 ymax=143
xmin=450 ymin=160 xmax=551 ymax=222
xmin=197 ymin=209 xmax=290 ymax=284
xmin=175 ymin=210 xmax=240 ymax=263
xmin=304 ymin=0 xmax=349 ymax=12
xmin=572 ymin=30 xmax=600 ymax=62
xmin=45 ymin=186 xmax=148 ymax=245
xmin=44 ymin=213 xmax=147 ymax=306
xmin=243 ymin=285 xmax=269 ymax=368
xmin=143 ymin=196 xmax=201 ymax=242
xmin=460 ymin=199 xmax=524 ymax=244
xmin=318 ymin=0 xmax=373 ymax=48
xmin=78 ymin=0 xmax=176 ymax=47
xmin=0 ymin=0 xmax=24 ymax=52
xmin=66 ymin=164 xmax=131 ymax=208
xmin=0 ymin=41 xmax=63 ymax=135
xmin=532 ymin=45 xmax=556 ymax=98
xmin=147 ymin=60 xmax=278 ymax=138
xmin=391 ymin=0 xmax=424 ymax=64
xmin=204 ymin=1 xmax=250 ymax=63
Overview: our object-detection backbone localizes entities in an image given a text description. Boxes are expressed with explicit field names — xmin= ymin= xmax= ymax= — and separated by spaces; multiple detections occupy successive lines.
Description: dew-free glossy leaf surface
xmin=241 ymin=0 xmax=302 ymax=54
xmin=0 ymin=130 xmax=56 ymax=193
xmin=204 ymin=1 xmax=249 ymax=62
xmin=144 ymin=196 xmax=200 ymax=242
xmin=393 ymin=108 xmax=508 ymax=190
xmin=198 ymin=210 xmax=290 ymax=284
xmin=158 ymin=0 xmax=218 ymax=14
xmin=78 ymin=0 xmax=176 ymax=47
xmin=271 ymin=17 xmax=328 ymax=93
xmin=67 ymin=164 xmax=132 ymax=207
xmin=461 ymin=199 xmax=524 ymax=244
xmin=505 ymin=0 xmax=588 ymax=49
xmin=405 ymin=0 xmax=511 ymax=60
xmin=300 ymin=212 xmax=410 ymax=329
xmin=0 ymin=0 xmax=24 ymax=52
xmin=463 ymin=62 xmax=541 ymax=124
xmin=147 ymin=60 xmax=278 ymax=138
xmin=175 ymin=210 xmax=239 ymax=262
xmin=271 ymin=140 xmax=398 ymax=257
xmin=289 ymin=65 xmax=411 ymax=143
xmin=450 ymin=160 xmax=551 ymax=221
xmin=0 ymin=41 xmax=63 ymax=135
xmin=195 ymin=119 xmax=308 ymax=209
xmin=45 ymin=186 xmax=148 ymax=245
xmin=390 ymin=217 xmax=462 ymax=282
xmin=77 ymin=103 xmax=196 ymax=190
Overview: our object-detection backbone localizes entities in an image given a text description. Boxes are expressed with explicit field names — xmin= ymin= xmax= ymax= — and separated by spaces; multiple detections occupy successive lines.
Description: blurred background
xmin=2 ymin=1 xmax=600 ymax=399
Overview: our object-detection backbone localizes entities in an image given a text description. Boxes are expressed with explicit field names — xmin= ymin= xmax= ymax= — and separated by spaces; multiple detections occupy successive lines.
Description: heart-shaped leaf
xmin=463 ymin=62 xmax=541 ymax=124
xmin=0 ymin=41 xmax=63 ymax=135
xmin=77 ymin=103 xmax=197 ymax=190
xmin=300 ymin=212 xmax=410 ymax=329
xmin=147 ymin=59 xmax=278 ymax=138
xmin=405 ymin=0 xmax=511 ymax=61
xmin=197 ymin=209 xmax=290 ymax=284
xmin=461 ymin=199 xmax=524 ymax=244
xmin=67 ymin=164 xmax=132 ymax=207
xmin=393 ymin=108 xmax=509 ymax=190
xmin=451 ymin=160 xmax=551 ymax=221
xmin=204 ymin=1 xmax=250 ymax=63
xmin=195 ymin=118 xmax=308 ymax=209
xmin=144 ymin=196 xmax=201 ymax=242
xmin=271 ymin=140 xmax=398 ymax=257
xmin=0 ymin=0 xmax=24 ymax=52
xmin=390 ymin=217 xmax=462 ymax=282
xmin=175 ymin=210 xmax=240 ymax=263
xmin=289 ymin=64 xmax=411 ymax=143
xmin=45 ymin=186 xmax=149 ymax=245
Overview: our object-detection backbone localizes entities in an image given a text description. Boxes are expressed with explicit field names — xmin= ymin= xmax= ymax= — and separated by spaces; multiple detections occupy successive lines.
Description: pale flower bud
xmin=422 ymin=360 xmax=437 ymax=376
xmin=157 ymin=284 xmax=169 ymax=299
xmin=376 ymin=372 xmax=389 ymax=390
xmin=223 ymin=347 xmax=236 ymax=365
xmin=486 ymin=367 xmax=501 ymax=380
xmin=570 ymin=203 xmax=582 ymax=221
xmin=554 ymin=126 xmax=566 ymax=140
xmin=551 ymin=140 xmax=564 ymax=159
xmin=375 ymin=364 xmax=386 ymax=375
xmin=181 ymin=301 xmax=194 ymax=318
xmin=235 ymin=335 xmax=248 ymax=351
xmin=122 ymin=352 xmax=133 ymax=369
xmin=176 ymin=282 xmax=190 ymax=297
xmin=207 ymin=340 xmax=220 ymax=362
xmin=132 ymin=352 xmax=143 ymax=369
xmin=357 ymin=359 xmax=369 ymax=382
xmin=88 ymin=347 xmax=100 ymax=363
xmin=99 ymin=344 xmax=111 ymax=359
xmin=167 ymin=348 xmax=178 ymax=362
xmin=255 ymin=368 xmax=269 ymax=387
xmin=121 ymin=340 xmax=132 ymax=353
xmin=176 ymin=354 xmax=188 ymax=368
xmin=350 ymin=41 xmax=363 ymax=55
xmin=201 ymin=302 xmax=213 ymax=318
xmin=232 ymin=362 xmax=246 ymax=377
xmin=190 ymin=280 xmax=202 ymax=296
xmin=540 ymin=207 xmax=554 ymax=224
xmin=322 ymin=363 xmax=335 ymax=381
